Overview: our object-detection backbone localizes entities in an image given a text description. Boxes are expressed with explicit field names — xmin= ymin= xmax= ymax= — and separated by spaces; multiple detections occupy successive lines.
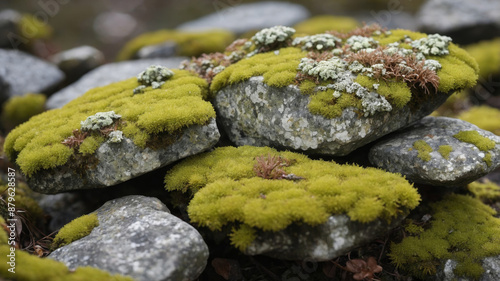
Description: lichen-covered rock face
xmin=165 ymin=146 xmax=420 ymax=259
xmin=0 ymin=49 xmax=64 ymax=101
xmin=5 ymin=69 xmax=219 ymax=193
xmin=417 ymin=0 xmax=500 ymax=44
xmin=46 ymin=57 xmax=186 ymax=109
xmin=369 ymin=116 xmax=500 ymax=187
xmin=49 ymin=195 xmax=209 ymax=281
xmin=211 ymin=27 xmax=478 ymax=156
xmin=177 ymin=1 xmax=310 ymax=34
xmin=244 ymin=213 xmax=406 ymax=261
xmin=434 ymin=256 xmax=500 ymax=281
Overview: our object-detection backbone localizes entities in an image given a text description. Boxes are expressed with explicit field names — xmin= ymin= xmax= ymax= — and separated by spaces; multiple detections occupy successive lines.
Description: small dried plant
xmin=346 ymin=257 xmax=383 ymax=281
xmin=181 ymin=52 xmax=232 ymax=84
xmin=61 ymin=129 xmax=89 ymax=149
xmin=253 ymin=154 xmax=303 ymax=180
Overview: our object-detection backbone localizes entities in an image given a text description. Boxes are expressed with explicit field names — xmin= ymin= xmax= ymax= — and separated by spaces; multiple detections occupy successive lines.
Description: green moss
xmin=78 ymin=135 xmax=105 ymax=156
xmin=0 ymin=245 xmax=133 ymax=281
xmin=465 ymin=38 xmax=500 ymax=78
xmin=468 ymin=180 xmax=500 ymax=202
xmin=1 ymin=93 xmax=46 ymax=129
xmin=413 ymin=140 xmax=433 ymax=162
xmin=484 ymin=152 xmax=493 ymax=167
xmin=52 ymin=213 xmax=99 ymax=250
xmin=165 ymin=146 xmax=420 ymax=250
xmin=18 ymin=14 xmax=52 ymax=40
xmin=437 ymin=145 xmax=453 ymax=160
xmin=0 ymin=182 xmax=45 ymax=225
xmin=356 ymin=76 xmax=411 ymax=109
xmin=308 ymin=89 xmax=362 ymax=118
xmin=390 ymin=194 xmax=500 ymax=279
xmin=117 ymin=29 xmax=235 ymax=60
xmin=4 ymin=70 xmax=216 ymax=177
xmin=453 ymin=130 xmax=496 ymax=151
xmin=457 ymin=105 xmax=500 ymax=135
xmin=373 ymin=29 xmax=427 ymax=46
xmin=293 ymin=15 xmax=359 ymax=35
xmin=0 ymin=217 xmax=7 ymax=245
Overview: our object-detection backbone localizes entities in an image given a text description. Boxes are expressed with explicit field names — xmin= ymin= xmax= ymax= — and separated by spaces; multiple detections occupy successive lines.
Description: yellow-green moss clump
xmin=117 ymin=29 xmax=235 ymax=60
xmin=0 ymin=245 xmax=133 ymax=281
xmin=210 ymin=28 xmax=478 ymax=120
xmin=390 ymin=194 xmax=500 ymax=279
xmin=413 ymin=140 xmax=433 ymax=162
xmin=0 ymin=182 xmax=45 ymax=226
xmin=438 ymin=145 xmax=453 ymax=160
xmin=52 ymin=213 xmax=99 ymax=250
xmin=18 ymin=14 xmax=53 ymax=40
xmin=1 ymin=93 xmax=46 ymax=129
xmin=457 ymin=105 xmax=500 ymax=135
xmin=165 ymin=146 xmax=420 ymax=251
xmin=453 ymin=130 xmax=496 ymax=151
xmin=464 ymin=38 xmax=500 ymax=78
xmin=4 ymin=69 xmax=215 ymax=177
xmin=468 ymin=180 xmax=500 ymax=202
xmin=293 ymin=15 xmax=359 ymax=35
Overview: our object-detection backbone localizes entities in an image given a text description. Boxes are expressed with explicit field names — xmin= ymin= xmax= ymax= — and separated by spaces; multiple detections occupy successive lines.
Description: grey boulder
xmin=177 ymin=1 xmax=310 ymax=34
xmin=417 ymin=0 xmax=500 ymax=43
xmin=434 ymin=256 xmax=500 ymax=281
xmin=27 ymin=118 xmax=220 ymax=193
xmin=0 ymin=49 xmax=64 ymax=101
xmin=50 ymin=45 xmax=105 ymax=83
xmin=369 ymin=116 xmax=500 ymax=187
xmin=214 ymin=76 xmax=450 ymax=156
xmin=46 ymin=57 xmax=186 ymax=109
xmin=0 ymin=9 xmax=21 ymax=48
xmin=49 ymin=195 xmax=208 ymax=281
xmin=244 ymin=214 xmax=405 ymax=261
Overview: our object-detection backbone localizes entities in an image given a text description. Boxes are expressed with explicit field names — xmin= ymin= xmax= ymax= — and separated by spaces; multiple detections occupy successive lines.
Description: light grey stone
xmin=136 ymin=41 xmax=178 ymax=59
xmin=49 ymin=195 xmax=208 ymax=281
xmin=0 ymin=49 xmax=64 ymax=101
xmin=46 ymin=57 xmax=186 ymax=109
xmin=50 ymin=45 xmax=105 ymax=83
xmin=244 ymin=214 xmax=405 ymax=261
xmin=214 ymin=76 xmax=449 ymax=156
xmin=417 ymin=0 xmax=500 ymax=43
xmin=36 ymin=192 xmax=90 ymax=232
xmin=27 ymin=118 xmax=220 ymax=193
xmin=434 ymin=256 xmax=500 ymax=281
xmin=369 ymin=116 xmax=500 ymax=187
xmin=177 ymin=1 xmax=310 ymax=34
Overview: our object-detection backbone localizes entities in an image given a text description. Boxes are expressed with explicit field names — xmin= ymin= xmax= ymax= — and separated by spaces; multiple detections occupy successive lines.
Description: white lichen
xmin=423 ymin=59 xmax=442 ymax=71
xmin=298 ymin=57 xmax=347 ymax=81
xmin=251 ymin=25 xmax=295 ymax=47
xmin=292 ymin=33 xmax=341 ymax=51
xmin=346 ymin=35 xmax=378 ymax=52
xmin=108 ymin=130 xmax=124 ymax=143
xmin=81 ymin=111 xmax=121 ymax=131
xmin=411 ymin=34 xmax=452 ymax=56
xmin=134 ymin=65 xmax=174 ymax=94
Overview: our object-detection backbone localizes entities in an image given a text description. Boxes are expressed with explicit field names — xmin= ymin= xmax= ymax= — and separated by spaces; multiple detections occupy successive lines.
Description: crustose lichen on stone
xmin=134 ymin=65 xmax=175 ymax=94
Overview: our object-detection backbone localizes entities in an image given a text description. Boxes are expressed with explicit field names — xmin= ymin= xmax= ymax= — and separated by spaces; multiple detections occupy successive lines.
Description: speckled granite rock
xmin=417 ymin=0 xmax=500 ymax=43
xmin=177 ymin=1 xmax=310 ymax=34
xmin=434 ymin=256 xmax=500 ymax=281
xmin=49 ymin=195 xmax=208 ymax=281
xmin=28 ymin=118 xmax=219 ymax=193
xmin=0 ymin=49 xmax=64 ymax=101
xmin=46 ymin=57 xmax=186 ymax=109
xmin=214 ymin=76 xmax=450 ymax=156
xmin=244 ymin=214 xmax=405 ymax=261
xmin=369 ymin=117 xmax=500 ymax=187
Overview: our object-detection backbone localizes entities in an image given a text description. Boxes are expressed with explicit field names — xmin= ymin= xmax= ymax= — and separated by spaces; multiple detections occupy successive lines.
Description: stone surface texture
xmin=369 ymin=117 xmax=500 ymax=187
xmin=49 ymin=195 xmax=209 ymax=281
xmin=0 ymin=49 xmax=64 ymax=100
xmin=244 ymin=214 xmax=406 ymax=261
xmin=214 ymin=76 xmax=450 ymax=156
xmin=177 ymin=1 xmax=310 ymax=34
xmin=434 ymin=256 xmax=500 ymax=281
xmin=46 ymin=57 xmax=186 ymax=109
xmin=28 ymin=118 xmax=220 ymax=193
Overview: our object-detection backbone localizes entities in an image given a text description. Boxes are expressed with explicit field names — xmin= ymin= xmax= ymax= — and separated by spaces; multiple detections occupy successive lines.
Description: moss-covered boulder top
xmin=165 ymin=146 xmax=420 ymax=256
xmin=188 ymin=25 xmax=479 ymax=156
xmin=4 ymin=67 xmax=219 ymax=193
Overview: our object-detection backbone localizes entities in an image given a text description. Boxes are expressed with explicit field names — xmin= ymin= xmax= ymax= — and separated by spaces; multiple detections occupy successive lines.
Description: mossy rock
xmin=51 ymin=213 xmax=99 ymax=250
xmin=211 ymin=28 xmax=479 ymax=155
xmin=165 ymin=146 xmax=420 ymax=259
xmin=390 ymin=194 xmax=500 ymax=279
xmin=1 ymin=93 xmax=46 ymax=130
xmin=293 ymin=15 xmax=360 ymax=35
xmin=4 ymin=69 xmax=219 ymax=193
xmin=0 ymin=245 xmax=133 ymax=281
xmin=117 ymin=29 xmax=235 ymax=61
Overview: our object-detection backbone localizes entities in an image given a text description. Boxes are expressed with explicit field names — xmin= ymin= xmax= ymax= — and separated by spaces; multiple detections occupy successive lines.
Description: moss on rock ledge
xmin=390 ymin=194 xmax=500 ymax=279
xmin=165 ymin=146 xmax=420 ymax=250
xmin=4 ymin=69 xmax=215 ymax=177
xmin=52 ymin=213 xmax=99 ymax=250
